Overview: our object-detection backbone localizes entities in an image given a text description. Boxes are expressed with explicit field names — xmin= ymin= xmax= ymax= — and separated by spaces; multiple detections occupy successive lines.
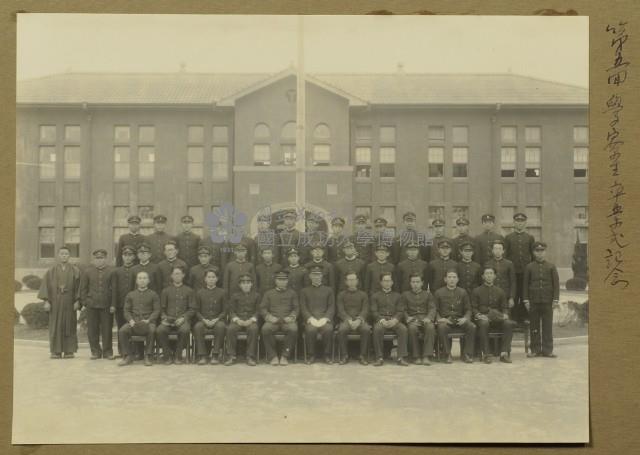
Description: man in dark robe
xmin=38 ymin=246 xmax=81 ymax=358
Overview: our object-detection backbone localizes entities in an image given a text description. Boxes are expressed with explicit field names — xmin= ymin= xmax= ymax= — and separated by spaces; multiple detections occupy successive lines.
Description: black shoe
xmin=118 ymin=356 xmax=133 ymax=366
xmin=413 ymin=358 xmax=423 ymax=365
xmin=526 ymin=352 xmax=539 ymax=358
xmin=270 ymin=357 xmax=279 ymax=366
xmin=224 ymin=357 xmax=235 ymax=366
xmin=105 ymin=353 xmax=115 ymax=360
xmin=397 ymin=358 xmax=410 ymax=366
xmin=197 ymin=356 xmax=207 ymax=366
xmin=144 ymin=355 xmax=153 ymax=366
xmin=63 ymin=353 xmax=74 ymax=359
xmin=279 ymin=356 xmax=289 ymax=366
xmin=500 ymin=354 xmax=513 ymax=364
xmin=50 ymin=353 xmax=62 ymax=359
xmin=164 ymin=355 xmax=174 ymax=365
xmin=484 ymin=355 xmax=493 ymax=364
xmin=325 ymin=357 xmax=333 ymax=365
xmin=247 ymin=358 xmax=257 ymax=366
xmin=305 ymin=356 xmax=315 ymax=365
xmin=90 ymin=353 xmax=100 ymax=360
xmin=359 ymin=358 xmax=369 ymax=366
xmin=463 ymin=355 xmax=474 ymax=364
xmin=422 ymin=357 xmax=431 ymax=366
xmin=339 ymin=357 xmax=349 ymax=365
xmin=373 ymin=358 xmax=384 ymax=367
xmin=444 ymin=355 xmax=453 ymax=364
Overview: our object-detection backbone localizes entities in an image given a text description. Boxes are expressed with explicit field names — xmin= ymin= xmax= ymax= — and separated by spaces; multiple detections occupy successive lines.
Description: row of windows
xmin=253 ymin=122 xmax=330 ymax=166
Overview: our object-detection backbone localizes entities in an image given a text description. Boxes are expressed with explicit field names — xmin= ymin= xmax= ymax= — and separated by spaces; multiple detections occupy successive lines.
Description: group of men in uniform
xmin=39 ymin=208 xmax=560 ymax=367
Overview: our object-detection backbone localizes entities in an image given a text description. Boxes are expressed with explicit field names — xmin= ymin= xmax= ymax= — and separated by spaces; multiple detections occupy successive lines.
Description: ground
xmin=12 ymin=339 xmax=589 ymax=444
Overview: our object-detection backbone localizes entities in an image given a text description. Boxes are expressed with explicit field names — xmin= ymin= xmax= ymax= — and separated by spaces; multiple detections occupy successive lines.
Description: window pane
xmin=138 ymin=206 xmax=154 ymax=225
xmin=187 ymin=126 xmax=204 ymax=143
xmin=64 ymin=146 xmax=81 ymax=179
xmin=501 ymin=206 xmax=515 ymax=224
xmin=39 ymin=125 xmax=57 ymax=142
xmin=213 ymin=126 xmax=229 ymax=143
xmin=575 ymin=227 xmax=588 ymax=243
xmin=429 ymin=163 xmax=444 ymax=178
xmin=380 ymin=207 xmax=396 ymax=226
xmin=139 ymin=126 xmax=155 ymax=143
xmin=525 ymin=126 xmax=541 ymax=143
xmin=253 ymin=144 xmax=271 ymax=165
xmin=39 ymin=227 xmax=56 ymax=259
xmin=63 ymin=227 xmax=80 ymax=257
xmin=526 ymin=207 xmax=541 ymax=224
xmin=573 ymin=126 xmax=589 ymax=143
xmin=313 ymin=144 xmax=330 ymax=165
xmin=314 ymin=124 xmax=331 ymax=140
xmin=281 ymin=144 xmax=296 ymax=166
xmin=114 ymin=126 xmax=130 ymax=143
xmin=114 ymin=146 xmax=130 ymax=179
xmin=501 ymin=126 xmax=517 ymax=143
xmin=187 ymin=206 xmax=204 ymax=225
xmin=326 ymin=183 xmax=338 ymax=195
xmin=254 ymin=123 xmax=270 ymax=139
xmin=452 ymin=206 xmax=468 ymax=224
xmin=428 ymin=206 xmax=445 ymax=224
xmin=574 ymin=147 xmax=588 ymax=177
xmin=525 ymin=147 xmax=541 ymax=177
xmin=39 ymin=206 xmax=55 ymax=226
xmin=354 ymin=207 xmax=371 ymax=223
xmin=39 ymin=146 xmax=56 ymax=179
xmin=452 ymin=126 xmax=468 ymax=143
xmin=187 ymin=146 xmax=204 ymax=163
xmin=428 ymin=126 xmax=445 ymax=142
xmin=428 ymin=147 xmax=444 ymax=163
xmin=380 ymin=147 xmax=395 ymax=163
xmin=501 ymin=147 xmax=516 ymax=177
xmin=64 ymin=125 xmax=81 ymax=142
xmin=574 ymin=206 xmax=588 ymax=224
xmin=453 ymin=164 xmax=468 ymax=178
xmin=452 ymin=147 xmax=468 ymax=163
xmin=380 ymin=126 xmax=396 ymax=143
xmin=139 ymin=146 xmax=155 ymax=179
xmin=380 ymin=163 xmax=395 ymax=178
xmin=64 ymin=206 xmax=80 ymax=227
xmin=212 ymin=146 xmax=228 ymax=180
xmin=114 ymin=206 xmax=129 ymax=226
xmin=355 ymin=126 xmax=372 ymax=140
xmin=355 ymin=147 xmax=371 ymax=163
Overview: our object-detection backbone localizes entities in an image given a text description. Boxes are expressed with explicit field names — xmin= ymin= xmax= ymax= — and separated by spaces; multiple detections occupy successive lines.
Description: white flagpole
xmin=295 ymin=15 xmax=306 ymax=232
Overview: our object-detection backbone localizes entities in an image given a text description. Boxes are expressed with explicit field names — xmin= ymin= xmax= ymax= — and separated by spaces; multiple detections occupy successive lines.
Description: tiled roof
xmin=17 ymin=71 xmax=588 ymax=106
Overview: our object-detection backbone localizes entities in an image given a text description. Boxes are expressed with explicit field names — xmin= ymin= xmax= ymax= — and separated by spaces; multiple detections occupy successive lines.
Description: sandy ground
xmin=12 ymin=339 xmax=589 ymax=444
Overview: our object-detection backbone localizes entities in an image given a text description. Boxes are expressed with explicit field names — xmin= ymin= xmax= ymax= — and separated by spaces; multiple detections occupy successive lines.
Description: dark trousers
xmin=512 ymin=273 xmax=529 ymax=324
xmin=372 ymin=321 xmax=408 ymax=360
xmin=226 ymin=321 xmax=259 ymax=359
xmin=304 ymin=322 xmax=334 ymax=359
xmin=436 ymin=320 xmax=476 ymax=357
xmin=118 ymin=322 xmax=156 ymax=356
xmin=114 ymin=307 xmax=127 ymax=355
xmin=336 ymin=321 xmax=371 ymax=360
xmin=261 ymin=321 xmax=297 ymax=360
xmin=156 ymin=322 xmax=191 ymax=357
xmin=530 ymin=302 xmax=554 ymax=355
xmin=476 ymin=318 xmax=516 ymax=355
xmin=192 ymin=320 xmax=226 ymax=356
xmin=86 ymin=307 xmax=113 ymax=357
xmin=407 ymin=320 xmax=436 ymax=359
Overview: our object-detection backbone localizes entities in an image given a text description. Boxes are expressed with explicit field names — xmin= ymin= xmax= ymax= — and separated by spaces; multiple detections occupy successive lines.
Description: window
xmin=355 ymin=126 xmax=372 ymax=141
xmin=574 ymin=147 xmax=588 ymax=178
xmin=64 ymin=146 xmax=81 ymax=179
xmin=526 ymin=206 xmax=541 ymax=225
xmin=113 ymin=206 xmax=129 ymax=227
xmin=39 ymin=228 xmax=55 ymax=259
xmin=212 ymin=146 xmax=228 ymax=180
xmin=314 ymin=124 xmax=331 ymax=140
xmin=39 ymin=125 xmax=57 ymax=143
xmin=64 ymin=206 xmax=80 ymax=227
xmin=501 ymin=206 xmax=516 ymax=224
xmin=63 ymin=205 xmax=80 ymax=258
xmin=188 ymin=206 xmax=204 ymax=237
xmin=525 ymin=126 xmax=541 ymax=143
xmin=39 ymin=146 xmax=56 ymax=179
xmin=253 ymin=144 xmax=271 ymax=166
xmin=451 ymin=207 xmax=469 ymax=228
xmin=354 ymin=206 xmax=371 ymax=224
xmin=138 ymin=206 xmax=154 ymax=235
xmin=213 ymin=126 xmax=229 ymax=143
xmin=281 ymin=122 xmax=296 ymax=140
xmin=114 ymin=146 xmax=130 ymax=179
xmin=138 ymin=146 xmax=155 ymax=179
xmin=452 ymin=126 xmax=468 ymax=144
xmin=64 ymin=125 xmax=81 ymax=142
xmin=452 ymin=147 xmax=468 ymax=178
xmin=326 ymin=183 xmax=338 ymax=196
xmin=428 ymin=126 xmax=445 ymax=143
xmin=428 ymin=206 xmax=445 ymax=225
xmin=187 ymin=147 xmax=204 ymax=180
xmin=428 ymin=147 xmax=444 ymax=178
xmin=355 ymin=147 xmax=371 ymax=178
xmin=114 ymin=126 xmax=130 ymax=143
xmin=380 ymin=206 xmax=396 ymax=227
xmin=573 ymin=126 xmax=589 ymax=143
xmin=254 ymin=123 xmax=270 ymax=139
xmin=525 ymin=147 xmax=541 ymax=177
xmin=187 ymin=126 xmax=204 ymax=144
xmin=501 ymin=126 xmax=517 ymax=143
xmin=281 ymin=144 xmax=296 ymax=166
xmin=249 ymin=184 xmax=260 ymax=195
xmin=139 ymin=126 xmax=155 ymax=144
xmin=379 ymin=126 xmax=396 ymax=143
xmin=575 ymin=227 xmax=588 ymax=243
xmin=501 ymin=147 xmax=516 ymax=178
xmin=39 ymin=206 xmax=56 ymax=226
xmin=313 ymin=145 xmax=330 ymax=166
xmin=379 ymin=147 xmax=396 ymax=178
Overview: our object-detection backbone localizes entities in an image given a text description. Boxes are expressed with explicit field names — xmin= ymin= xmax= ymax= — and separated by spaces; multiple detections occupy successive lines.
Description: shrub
xmin=21 ymin=302 xmax=49 ymax=329
xmin=22 ymin=275 xmax=43 ymax=291
xmin=14 ymin=280 xmax=22 ymax=292
xmin=566 ymin=277 xmax=587 ymax=291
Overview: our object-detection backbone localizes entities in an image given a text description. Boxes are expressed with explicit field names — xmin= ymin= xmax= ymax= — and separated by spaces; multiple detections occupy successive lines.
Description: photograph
xmin=13 ymin=13 xmax=589 ymax=444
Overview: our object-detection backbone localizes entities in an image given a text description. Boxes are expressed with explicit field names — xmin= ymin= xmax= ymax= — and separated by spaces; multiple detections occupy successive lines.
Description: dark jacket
xmin=523 ymin=260 xmax=560 ymax=304
xmin=228 ymin=290 xmax=260 ymax=321
xmin=260 ymin=287 xmax=299 ymax=321
xmin=192 ymin=286 xmax=227 ymax=321
xmin=401 ymin=289 xmax=436 ymax=320
xmin=433 ymin=286 xmax=471 ymax=320
xmin=336 ymin=288 xmax=369 ymax=321
xmin=80 ymin=265 xmax=114 ymax=309
xmin=300 ymin=284 xmax=335 ymax=320
xmin=370 ymin=289 xmax=404 ymax=321
xmin=160 ymin=284 xmax=195 ymax=322
xmin=123 ymin=288 xmax=161 ymax=323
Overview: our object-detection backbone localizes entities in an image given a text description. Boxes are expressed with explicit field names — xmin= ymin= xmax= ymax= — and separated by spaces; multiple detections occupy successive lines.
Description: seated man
xmin=401 ymin=273 xmax=436 ymax=365
xmin=434 ymin=270 xmax=476 ymax=364
xmin=192 ymin=269 xmax=227 ymax=365
xmin=118 ymin=271 xmax=160 ymax=367
xmin=226 ymin=274 xmax=260 ymax=366
xmin=300 ymin=266 xmax=335 ymax=364
xmin=336 ymin=272 xmax=370 ymax=365
xmin=472 ymin=266 xmax=517 ymax=363
xmin=156 ymin=267 xmax=195 ymax=365
xmin=371 ymin=272 xmax=409 ymax=366
xmin=260 ymin=270 xmax=299 ymax=366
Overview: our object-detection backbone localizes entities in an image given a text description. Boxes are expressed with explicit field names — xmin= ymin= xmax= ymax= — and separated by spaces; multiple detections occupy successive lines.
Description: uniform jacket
xmin=123 ymin=288 xmax=161 ymax=323
xmin=175 ymin=231 xmax=201 ymax=269
xmin=79 ymin=265 xmax=114 ymax=309
xmin=223 ymin=260 xmax=256 ymax=296
xmin=160 ymin=284 xmax=195 ymax=322
xmin=260 ymin=287 xmax=299 ymax=321
xmin=484 ymin=257 xmax=516 ymax=300
xmin=192 ymin=286 xmax=227 ymax=321
xmin=284 ymin=265 xmax=308 ymax=294
xmin=255 ymin=261 xmax=282 ymax=295
xmin=396 ymin=258 xmax=429 ymax=293
xmin=157 ymin=258 xmax=189 ymax=290
xmin=433 ymin=286 xmax=471 ymax=320
xmin=428 ymin=257 xmax=458 ymax=293
xmin=115 ymin=232 xmax=146 ymax=267
xmin=401 ymin=289 xmax=436 ymax=320
xmin=336 ymin=289 xmax=369 ymax=321
xmin=505 ymin=230 xmax=535 ymax=273
xmin=146 ymin=231 xmax=175 ymax=264
xmin=370 ymin=289 xmax=404 ymax=321
xmin=364 ymin=261 xmax=396 ymax=295
xmin=523 ymin=260 xmax=560 ymax=304
xmin=110 ymin=264 xmax=137 ymax=309
xmin=474 ymin=231 xmax=505 ymax=267
xmin=334 ymin=256 xmax=366 ymax=292
xmin=228 ymin=290 xmax=260 ymax=321
xmin=303 ymin=260 xmax=335 ymax=290
xmin=456 ymin=260 xmax=482 ymax=296
xmin=471 ymin=283 xmax=508 ymax=317
xmin=300 ymin=284 xmax=335 ymax=320
xmin=130 ymin=262 xmax=162 ymax=295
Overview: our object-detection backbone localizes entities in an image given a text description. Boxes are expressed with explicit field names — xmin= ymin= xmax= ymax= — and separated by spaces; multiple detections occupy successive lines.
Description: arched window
xmin=253 ymin=123 xmax=271 ymax=166
xmin=281 ymin=121 xmax=296 ymax=166
xmin=312 ymin=123 xmax=331 ymax=166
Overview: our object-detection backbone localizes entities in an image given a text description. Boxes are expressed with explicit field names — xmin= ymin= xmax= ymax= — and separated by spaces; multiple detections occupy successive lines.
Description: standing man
xmin=428 ymin=239 xmax=457 ymax=293
xmin=277 ymin=209 xmax=303 ymax=265
xmin=117 ymin=270 xmax=160 ymax=367
xmin=175 ymin=214 xmax=201 ymax=270
xmin=283 ymin=248 xmax=308 ymax=294
xmin=188 ymin=246 xmax=216 ymax=291
xmin=336 ymin=272 xmax=370 ymax=365
xmin=472 ymin=266 xmax=516 ymax=363
xmin=260 ymin=270 xmax=299 ymax=366
xmin=505 ymin=212 xmax=536 ymax=324
xmin=303 ymin=243 xmax=335 ymax=290
xmin=334 ymin=241 xmax=366 ymax=294
xmin=157 ymin=240 xmax=188 ymax=290
xmin=425 ymin=218 xmax=450 ymax=263
xmin=474 ymin=214 xmax=504 ymax=268
xmin=301 ymin=213 xmax=328 ymax=264
xmin=434 ymin=270 xmax=475 ymax=364
xmin=115 ymin=215 xmax=146 ymax=267
xmin=402 ymin=273 xmax=436 ymax=365
xmin=370 ymin=272 xmax=409 ymax=366
xmin=226 ymin=231 xmax=258 ymax=266
xmin=364 ymin=245 xmax=396 ymax=296
xmin=131 ymin=243 xmax=161 ymax=294
xmin=456 ymin=241 xmax=482 ymax=297
xmin=223 ymin=243 xmax=256 ymax=298
xmin=300 ymin=266 xmax=335 ymax=364
xmin=110 ymin=245 xmax=137 ymax=358
xmin=350 ymin=214 xmax=374 ymax=263
xmin=146 ymin=214 xmax=174 ymax=264
xmin=192 ymin=269 xmax=227 ymax=365
xmin=326 ymin=217 xmax=348 ymax=263
xmin=254 ymin=213 xmax=279 ymax=265
xmin=393 ymin=211 xmax=427 ymax=264
xmin=38 ymin=246 xmax=81 ymax=359
xmin=80 ymin=249 xmax=115 ymax=360
xmin=452 ymin=217 xmax=476 ymax=262
xmin=255 ymin=247 xmax=282 ymax=296
xmin=226 ymin=273 xmax=260 ymax=366
xmin=485 ymin=240 xmax=517 ymax=316
xmin=396 ymin=241 xmax=429 ymax=293
xmin=371 ymin=217 xmax=392 ymax=262
xmin=523 ymin=241 xmax=560 ymax=358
